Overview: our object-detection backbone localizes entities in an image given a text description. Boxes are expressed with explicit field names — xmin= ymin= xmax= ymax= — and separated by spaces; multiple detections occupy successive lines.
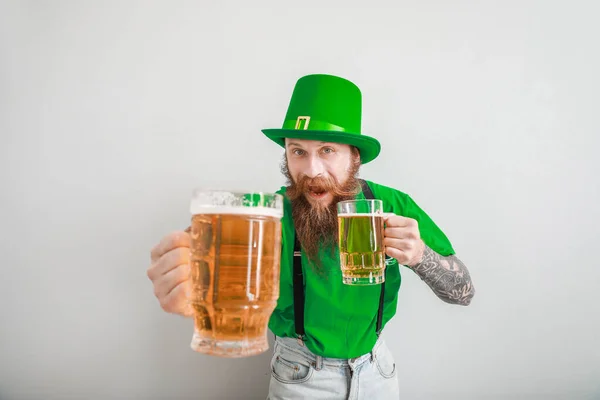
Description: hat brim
xmin=261 ymin=129 xmax=381 ymax=164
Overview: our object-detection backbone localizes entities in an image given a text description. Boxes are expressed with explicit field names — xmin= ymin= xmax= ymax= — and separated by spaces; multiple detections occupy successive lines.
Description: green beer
xmin=337 ymin=200 xmax=386 ymax=285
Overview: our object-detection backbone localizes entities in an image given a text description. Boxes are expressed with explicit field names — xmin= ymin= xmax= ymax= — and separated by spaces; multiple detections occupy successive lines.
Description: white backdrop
xmin=1 ymin=1 xmax=599 ymax=399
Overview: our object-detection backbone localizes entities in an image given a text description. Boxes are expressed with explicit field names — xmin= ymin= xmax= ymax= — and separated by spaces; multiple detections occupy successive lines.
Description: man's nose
xmin=305 ymin=155 xmax=326 ymax=179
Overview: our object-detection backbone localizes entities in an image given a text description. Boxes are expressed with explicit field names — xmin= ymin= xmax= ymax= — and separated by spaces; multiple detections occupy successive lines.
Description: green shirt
xmin=267 ymin=180 xmax=455 ymax=359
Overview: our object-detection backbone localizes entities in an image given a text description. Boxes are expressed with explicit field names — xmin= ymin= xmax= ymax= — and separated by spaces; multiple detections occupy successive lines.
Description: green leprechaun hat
xmin=262 ymin=74 xmax=381 ymax=164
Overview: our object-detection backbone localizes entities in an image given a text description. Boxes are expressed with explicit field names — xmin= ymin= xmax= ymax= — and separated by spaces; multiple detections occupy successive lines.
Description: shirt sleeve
xmin=403 ymin=194 xmax=456 ymax=257
xmin=368 ymin=180 xmax=456 ymax=257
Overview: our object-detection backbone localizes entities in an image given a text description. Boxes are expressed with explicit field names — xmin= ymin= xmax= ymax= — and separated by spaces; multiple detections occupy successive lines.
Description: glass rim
xmin=336 ymin=198 xmax=384 ymax=215
xmin=190 ymin=189 xmax=283 ymax=216
xmin=336 ymin=199 xmax=383 ymax=205
xmin=191 ymin=188 xmax=283 ymax=197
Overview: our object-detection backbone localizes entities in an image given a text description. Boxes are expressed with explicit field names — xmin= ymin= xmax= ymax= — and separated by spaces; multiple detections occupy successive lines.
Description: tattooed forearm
xmin=411 ymin=246 xmax=475 ymax=306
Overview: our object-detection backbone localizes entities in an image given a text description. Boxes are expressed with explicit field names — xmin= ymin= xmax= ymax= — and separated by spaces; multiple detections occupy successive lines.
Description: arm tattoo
xmin=411 ymin=246 xmax=475 ymax=306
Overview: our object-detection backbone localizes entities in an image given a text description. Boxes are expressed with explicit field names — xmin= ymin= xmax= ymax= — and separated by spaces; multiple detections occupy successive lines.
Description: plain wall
xmin=1 ymin=1 xmax=599 ymax=399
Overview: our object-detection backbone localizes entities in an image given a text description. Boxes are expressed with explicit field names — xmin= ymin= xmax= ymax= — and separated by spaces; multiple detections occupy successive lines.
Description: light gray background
xmin=1 ymin=1 xmax=599 ymax=399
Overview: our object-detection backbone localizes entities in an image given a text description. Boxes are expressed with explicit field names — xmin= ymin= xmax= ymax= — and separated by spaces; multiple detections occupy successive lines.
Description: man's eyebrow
xmin=286 ymin=141 xmax=333 ymax=147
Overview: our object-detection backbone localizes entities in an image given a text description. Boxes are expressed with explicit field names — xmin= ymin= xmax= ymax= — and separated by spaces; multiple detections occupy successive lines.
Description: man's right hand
xmin=147 ymin=230 xmax=193 ymax=317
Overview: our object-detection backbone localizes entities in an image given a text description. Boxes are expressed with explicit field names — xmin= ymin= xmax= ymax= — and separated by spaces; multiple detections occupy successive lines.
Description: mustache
xmin=286 ymin=174 xmax=359 ymax=201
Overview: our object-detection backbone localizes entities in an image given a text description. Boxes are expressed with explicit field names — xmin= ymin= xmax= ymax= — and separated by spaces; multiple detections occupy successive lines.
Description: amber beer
xmin=337 ymin=199 xmax=386 ymax=285
xmin=189 ymin=190 xmax=283 ymax=357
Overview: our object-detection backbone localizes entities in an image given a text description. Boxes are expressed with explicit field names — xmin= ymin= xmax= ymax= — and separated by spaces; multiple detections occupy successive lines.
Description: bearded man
xmin=147 ymin=74 xmax=475 ymax=399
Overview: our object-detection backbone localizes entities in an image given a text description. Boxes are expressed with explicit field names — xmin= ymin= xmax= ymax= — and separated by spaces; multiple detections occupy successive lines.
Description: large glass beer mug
xmin=337 ymin=199 xmax=386 ymax=285
xmin=189 ymin=190 xmax=283 ymax=357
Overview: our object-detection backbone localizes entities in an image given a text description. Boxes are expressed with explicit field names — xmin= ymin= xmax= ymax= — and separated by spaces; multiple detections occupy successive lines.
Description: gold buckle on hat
xmin=295 ymin=116 xmax=310 ymax=130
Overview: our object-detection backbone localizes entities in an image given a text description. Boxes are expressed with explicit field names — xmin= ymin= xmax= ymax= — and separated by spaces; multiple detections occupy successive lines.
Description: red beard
xmin=281 ymin=152 xmax=361 ymax=272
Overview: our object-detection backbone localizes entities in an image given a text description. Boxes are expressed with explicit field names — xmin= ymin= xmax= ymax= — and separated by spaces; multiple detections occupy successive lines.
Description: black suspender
xmin=293 ymin=179 xmax=386 ymax=342
xmin=292 ymin=234 xmax=306 ymax=339
xmin=358 ymin=180 xmax=386 ymax=336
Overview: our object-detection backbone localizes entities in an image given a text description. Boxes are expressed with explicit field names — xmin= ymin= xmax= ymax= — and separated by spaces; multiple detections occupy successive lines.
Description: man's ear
xmin=351 ymin=146 xmax=361 ymax=162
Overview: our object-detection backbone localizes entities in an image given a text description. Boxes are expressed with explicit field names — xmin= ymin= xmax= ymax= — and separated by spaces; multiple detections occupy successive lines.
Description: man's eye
xmin=322 ymin=147 xmax=334 ymax=154
xmin=293 ymin=149 xmax=305 ymax=156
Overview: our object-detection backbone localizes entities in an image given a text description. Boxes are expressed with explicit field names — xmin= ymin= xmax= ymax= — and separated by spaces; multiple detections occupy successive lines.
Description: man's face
xmin=281 ymin=138 xmax=362 ymax=267
xmin=284 ymin=138 xmax=356 ymax=207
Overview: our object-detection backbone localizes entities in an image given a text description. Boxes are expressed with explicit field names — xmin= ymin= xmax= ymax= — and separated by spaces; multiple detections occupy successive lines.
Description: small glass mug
xmin=188 ymin=190 xmax=283 ymax=357
xmin=337 ymin=199 xmax=386 ymax=285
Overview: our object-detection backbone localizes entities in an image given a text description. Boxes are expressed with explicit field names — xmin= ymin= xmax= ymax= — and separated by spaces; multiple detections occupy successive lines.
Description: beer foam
xmin=338 ymin=213 xmax=385 ymax=217
xmin=190 ymin=205 xmax=283 ymax=218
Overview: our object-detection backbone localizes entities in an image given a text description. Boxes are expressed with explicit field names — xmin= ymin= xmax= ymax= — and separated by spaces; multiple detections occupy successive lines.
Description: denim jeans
xmin=267 ymin=336 xmax=399 ymax=399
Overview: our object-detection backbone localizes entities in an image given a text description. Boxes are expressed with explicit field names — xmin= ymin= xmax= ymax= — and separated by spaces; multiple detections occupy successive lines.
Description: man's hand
xmin=147 ymin=231 xmax=193 ymax=317
xmin=382 ymin=214 xmax=425 ymax=267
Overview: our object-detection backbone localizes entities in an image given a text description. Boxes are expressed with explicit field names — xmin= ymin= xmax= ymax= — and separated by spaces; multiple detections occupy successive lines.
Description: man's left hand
xmin=383 ymin=214 xmax=425 ymax=267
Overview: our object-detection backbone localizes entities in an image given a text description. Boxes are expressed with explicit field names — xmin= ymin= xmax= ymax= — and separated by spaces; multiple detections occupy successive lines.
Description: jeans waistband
xmin=274 ymin=335 xmax=383 ymax=367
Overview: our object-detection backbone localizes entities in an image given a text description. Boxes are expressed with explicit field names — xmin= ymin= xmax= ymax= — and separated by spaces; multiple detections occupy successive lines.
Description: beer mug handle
xmin=382 ymin=213 xmax=394 ymax=262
